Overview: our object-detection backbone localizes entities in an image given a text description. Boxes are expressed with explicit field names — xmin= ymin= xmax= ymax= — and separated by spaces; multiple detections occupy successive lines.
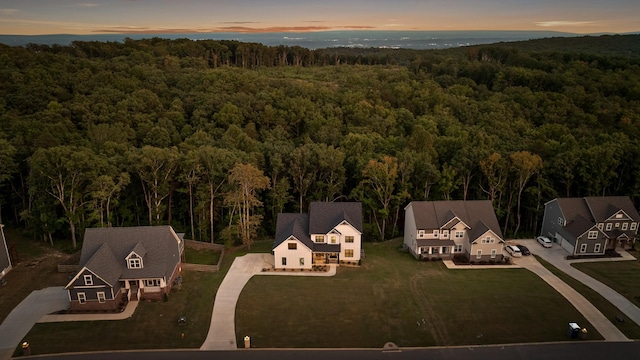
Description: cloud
xmin=535 ymin=20 xmax=599 ymax=27
xmin=93 ymin=25 xmax=375 ymax=34
xmin=0 ymin=8 xmax=19 ymax=16
xmin=77 ymin=3 xmax=100 ymax=7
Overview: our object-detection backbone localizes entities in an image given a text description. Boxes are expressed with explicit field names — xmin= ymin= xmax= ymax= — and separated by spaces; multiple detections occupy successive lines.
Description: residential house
xmin=273 ymin=202 xmax=362 ymax=269
xmin=65 ymin=226 xmax=184 ymax=311
xmin=541 ymin=196 xmax=640 ymax=256
xmin=404 ymin=200 xmax=505 ymax=263
xmin=1 ymin=224 xmax=11 ymax=279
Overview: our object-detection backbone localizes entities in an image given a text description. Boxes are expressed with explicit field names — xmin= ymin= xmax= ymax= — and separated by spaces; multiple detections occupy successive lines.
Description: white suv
xmin=505 ymin=245 xmax=522 ymax=257
xmin=536 ymin=236 xmax=553 ymax=248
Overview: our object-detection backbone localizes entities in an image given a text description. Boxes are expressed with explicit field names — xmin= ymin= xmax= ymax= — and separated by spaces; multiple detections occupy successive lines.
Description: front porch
xmin=313 ymin=252 xmax=339 ymax=264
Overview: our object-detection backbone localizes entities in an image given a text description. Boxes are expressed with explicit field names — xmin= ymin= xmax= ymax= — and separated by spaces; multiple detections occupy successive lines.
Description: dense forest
xmin=0 ymin=35 xmax=639 ymax=249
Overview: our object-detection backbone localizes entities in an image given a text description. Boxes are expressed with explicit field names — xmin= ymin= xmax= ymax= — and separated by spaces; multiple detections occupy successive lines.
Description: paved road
xmin=200 ymin=254 xmax=337 ymax=350
xmin=0 ymin=286 xmax=68 ymax=360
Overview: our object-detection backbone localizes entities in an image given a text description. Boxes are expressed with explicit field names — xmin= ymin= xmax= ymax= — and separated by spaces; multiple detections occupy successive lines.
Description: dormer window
xmin=315 ymin=235 xmax=325 ymax=243
xmin=128 ymin=256 xmax=143 ymax=269
xmin=616 ymin=213 xmax=623 ymax=219
xmin=84 ymin=274 xmax=93 ymax=286
xmin=442 ymin=230 xmax=449 ymax=238
xmin=433 ymin=230 xmax=439 ymax=237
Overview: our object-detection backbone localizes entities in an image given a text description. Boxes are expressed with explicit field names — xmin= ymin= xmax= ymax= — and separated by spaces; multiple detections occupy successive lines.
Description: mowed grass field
xmin=236 ymin=238 xmax=601 ymax=348
xmin=572 ymin=253 xmax=640 ymax=307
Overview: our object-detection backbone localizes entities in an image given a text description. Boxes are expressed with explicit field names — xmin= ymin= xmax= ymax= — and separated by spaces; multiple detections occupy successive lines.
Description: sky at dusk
xmin=0 ymin=0 xmax=639 ymax=35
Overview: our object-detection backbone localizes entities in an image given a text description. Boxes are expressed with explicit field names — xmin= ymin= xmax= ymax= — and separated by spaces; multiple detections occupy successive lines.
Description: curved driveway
xmin=200 ymin=253 xmax=336 ymax=350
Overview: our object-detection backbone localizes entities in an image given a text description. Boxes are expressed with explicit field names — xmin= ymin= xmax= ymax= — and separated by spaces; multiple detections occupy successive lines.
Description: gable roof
xmin=273 ymin=213 xmax=313 ymax=250
xmin=555 ymin=196 xmax=640 ymax=235
xmin=408 ymin=200 xmax=503 ymax=241
xmin=77 ymin=226 xmax=181 ymax=285
xmin=584 ymin=196 xmax=640 ymax=223
xmin=564 ymin=214 xmax=597 ymax=238
xmin=308 ymin=202 xmax=363 ymax=234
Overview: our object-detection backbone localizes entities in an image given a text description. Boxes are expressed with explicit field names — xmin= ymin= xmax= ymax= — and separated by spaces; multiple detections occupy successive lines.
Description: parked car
xmin=516 ymin=244 xmax=531 ymax=256
xmin=537 ymin=236 xmax=553 ymax=248
xmin=505 ymin=245 xmax=522 ymax=257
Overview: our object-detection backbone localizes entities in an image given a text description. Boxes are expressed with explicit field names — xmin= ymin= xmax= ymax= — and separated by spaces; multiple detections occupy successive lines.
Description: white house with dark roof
xmin=273 ymin=202 xmax=362 ymax=269
xmin=541 ymin=196 xmax=640 ymax=256
xmin=65 ymin=226 xmax=184 ymax=311
xmin=0 ymin=224 xmax=12 ymax=279
xmin=404 ymin=200 xmax=505 ymax=263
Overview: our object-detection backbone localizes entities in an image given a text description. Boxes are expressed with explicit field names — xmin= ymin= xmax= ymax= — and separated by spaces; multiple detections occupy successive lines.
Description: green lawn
xmin=572 ymin=256 xmax=640 ymax=307
xmin=536 ymin=256 xmax=640 ymax=339
xmin=184 ymin=247 xmax=221 ymax=265
xmin=235 ymin=239 xmax=600 ymax=348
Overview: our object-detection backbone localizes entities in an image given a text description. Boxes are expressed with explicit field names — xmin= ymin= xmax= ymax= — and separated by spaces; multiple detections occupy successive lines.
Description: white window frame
xmin=299 ymin=257 xmax=305 ymax=266
xmin=345 ymin=236 xmax=354 ymax=243
xmin=622 ymin=223 xmax=628 ymax=230
xmin=580 ymin=243 xmax=588 ymax=253
xmin=315 ymin=235 xmax=325 ymax=243
xmin=331 ymin=236 xmax=337 ymax=244
xmin=616 ymin=213 xmax=623 ymax=219
xmin=588 ymin=231 xmax=598 ymax=239
xmin=128 ymin=258 xmax=142 ymax=269
xmin=615 ymin=222 xmax=620 ymax=228
xmin=144 ymin=279 xmax=161 ymax=287
xmin=418 ymin=230 xmax=425 ymax=238
xmin=84 ymin=274 xmax=93 ymax=286
xmin=288 ymin=243 xmax=297 ymax=250
xmin=606 ymin=223 xmax=612 ymax=231
xmin=281 ymin=257 xmax=287 ymax=266
xmin=597 ymin=223 xmax=603 ymax=230
xmin=78 ymin=292 xmax=86 ymax=304
xmin=594 ymin=243 xmax=601 ymax=253
xmin=454 ymin=244 xmax=463 ymax=253
xmin=345 ymin=249 xmax=354 ymax=258
xmin=631 ymin=223 xmax=638 ymax=231
xmin=558 ymin=217 xmax=564 ymax=226
xmin=476 ymin=250 xmax=482 ymax=259
xmin=455 ymin=231 xmax=464 ymax=238
xmin=442 ymin=230 xmax=449 ymax=238
xmin=491 ymin=249 xmax=497 ymax=259
xmin=433 ymin=230 xmax=439 ymax=237
xmin=97 ymin=292 xmax=106 ymax=303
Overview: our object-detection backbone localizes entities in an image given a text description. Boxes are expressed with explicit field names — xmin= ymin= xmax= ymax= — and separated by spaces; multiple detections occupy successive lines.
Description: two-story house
xmin=273 ymin=202 xmax=362 ymax=269
xmin=541 ymin=196 xmax=640 ymax=256
xmin=1 ymin=224 xmax=12 ymax=279
xmin=404 ymin=200 xmax=505 ymax=263
xmin=65 ymin=226 xmax=184 ymax=312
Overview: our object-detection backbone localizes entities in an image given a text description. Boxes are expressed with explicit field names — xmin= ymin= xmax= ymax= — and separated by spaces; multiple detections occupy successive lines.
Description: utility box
xmin=567 ymin=322 xmax=580 ymax=338
xmin=579 ymin=328 xmax=588 ymax=340
xmin=244 ymin=336 xmax=250 ymax=349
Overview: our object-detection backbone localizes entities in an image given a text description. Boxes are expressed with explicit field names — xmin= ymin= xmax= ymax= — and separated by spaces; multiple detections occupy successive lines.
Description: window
xmin=454 ymin=244 xmax=463 ymax=253
xmin=128 ymin=258 xmax=142 ymax=269
xmin=558 ymin=217 xmax=564 ymax=226
xmin=597 ymin=223 xmax=604 ymax=230
xmin=97 ymin=292 xmax=106 ymax=303
xmin=83 ymin=274 xmax=93 ymax=286
xmin=315 ymin=235 xmax=325 ymax=243
xmin=299 ymin=258 xmax=305 ymax=266
xmin=455 ymin=231 xmax=464 ymax=238
xmin=594 ymin=244 xmax=601 ymax=253
xmin=345 ymin=236 xmax=354 ymax=243
xmin=345 ymin=249 xmax=354 ymax=258
xmin=615 ymin=222 xmax=620 ymax=228
xmin=441 ymin=246 xmax=448 ymax=254
xmin=588 ymin=231 xmax=598 ymax=239
xmin=442 ymin=230 xmax=449 ymax=238
xmin=616 ymin=213 xmax=623 ymax=219
xmin=288 ymin=243 xmax=297 ymax=250
xmin=433 ymin=230 xmax=439 ymax=237
xmin=418 ymin=230 xmax=425 ymax=238
xmin=281 ymin=257 xmax=287 ymax=266
xmin=476 ymin=250 xmax=482 ymax=259
xmin=78 ymin=292 xmax=86 ymax=304
xmin=622 ymin=223 xmax=628 ymax=230
xmin=580 ymin=244 xmax=587 ymax=253
xmin=331 ymin=236 xmax=337 ymax=244
xmin=482 ymin=237 xmax=494 ymax=244
xmin=491 ymin=249 xmax=497 ymax=259
xmin=144 ymin=279 xmax=161 ymax=287
xmin=631 ymin=223 xmax=638 ymax=231
xmin=606 ymin=223 xmax=612 ymax=231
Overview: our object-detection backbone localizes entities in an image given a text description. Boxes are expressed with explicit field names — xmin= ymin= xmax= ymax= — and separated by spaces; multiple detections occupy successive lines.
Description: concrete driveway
xmin=0 ymin=286 xmax=68 ymax=359
xmin=510 ymin=239 xmax=635 ymax=342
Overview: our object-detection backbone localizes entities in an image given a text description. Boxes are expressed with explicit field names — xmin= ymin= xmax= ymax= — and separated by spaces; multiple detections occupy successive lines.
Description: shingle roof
xmin=79 ymin=226 xmax=181 ymax=283
xmin=557 ymin=198 xmax=594 ymax=224
xmin=564 ymin=214 xmax=596 ymax=238
xmin=409 ymin=200 xmax=503 ymax=241
xmin=308 ymin=202 xmax=363 ymax=234
xmin=584 ymin=196 xmax=640 ymax=222
xmin=273 ymin=213 xmax=313 ymax=250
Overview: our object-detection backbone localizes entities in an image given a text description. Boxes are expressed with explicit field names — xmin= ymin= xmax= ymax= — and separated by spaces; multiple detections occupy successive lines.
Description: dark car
xmin=516 ymin=244 xmax=531 ymax=256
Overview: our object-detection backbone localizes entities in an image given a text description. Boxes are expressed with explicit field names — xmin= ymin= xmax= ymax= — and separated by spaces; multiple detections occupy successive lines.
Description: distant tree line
xmin=0 ymin=36 xmax=639 ymax=248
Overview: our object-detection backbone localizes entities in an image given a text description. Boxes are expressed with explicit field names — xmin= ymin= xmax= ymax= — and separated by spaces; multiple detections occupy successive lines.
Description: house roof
xmin=77 ymin=226 xmax=182 ymax=284
xmin=564 ymin=214 xmax=596 ymax=238
xmin=308 ymin=202 xmax=363 ymax=234
xmin=416 ymin=239 xmax=456 ymax=247
xmin=274 ymin=213 xmax=313 ymax=250
xmin=556 ymin=198 xmax=593 ymax=224
xmin=408 ymin=200 xmax=503 ymax=241
xmin=584 ymin=196 xmax=640 ymax=222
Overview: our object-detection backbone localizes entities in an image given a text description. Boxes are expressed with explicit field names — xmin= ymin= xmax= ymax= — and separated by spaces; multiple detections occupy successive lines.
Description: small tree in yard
xmin=225 ymin=163 xmax=270 ymax=250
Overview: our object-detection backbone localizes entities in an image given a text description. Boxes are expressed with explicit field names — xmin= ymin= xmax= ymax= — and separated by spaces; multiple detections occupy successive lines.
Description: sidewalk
xmin=200 ymin=253 xmax=336 ymax=351
xmin=38 ymin=300 xmax=139 ymax=323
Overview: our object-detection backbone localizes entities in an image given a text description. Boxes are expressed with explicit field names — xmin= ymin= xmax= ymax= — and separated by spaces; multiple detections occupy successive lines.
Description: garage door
xmin=556 ymin=232 xmax=574 ymax=254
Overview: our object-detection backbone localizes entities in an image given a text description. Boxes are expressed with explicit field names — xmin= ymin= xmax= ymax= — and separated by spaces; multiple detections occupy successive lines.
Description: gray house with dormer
xmin=65 ymin=226 xmax=184 ymax=311
xmin=541 ymin=196 xmax=640 ymax=256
